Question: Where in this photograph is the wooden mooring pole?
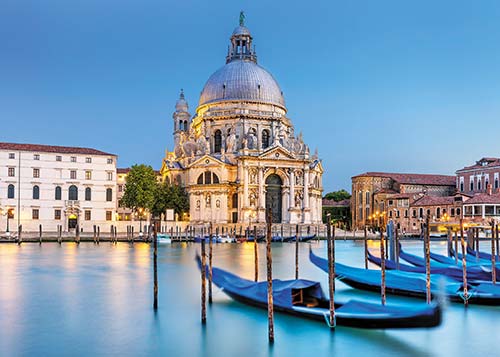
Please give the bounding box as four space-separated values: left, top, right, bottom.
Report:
209 224 214 304
364 226 368 269
497 224 500 261
454 230 458 264
254 225 258 282
201 227 207 324
76 224 80 244
380 229 386 305
97 226 100 244
326 213 335 328
425 216 431 304
17 225 22 245
58 225 62 244
266 208 274 343
491 221 496 284
460 218 468 307
295 224 299 280
476 228 480 261
39 224 42 244
93 225 97 244
153 223 158 310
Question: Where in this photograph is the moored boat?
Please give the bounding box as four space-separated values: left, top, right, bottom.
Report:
310 249 500 305
196 255 442 328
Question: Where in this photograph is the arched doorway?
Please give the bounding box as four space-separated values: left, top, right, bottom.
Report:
68 213 78 229
265 174 282 223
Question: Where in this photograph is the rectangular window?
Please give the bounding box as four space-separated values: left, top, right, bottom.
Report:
9 153 15 159
33 168 40 178
106 211 112 221
54 209 61 220
71 156 77 162
107 172 113 181
388 200 394 206
85 210 91 220
70 170 77 179
85 171 92 180
412 209 417 218
86 157 92 163
32 209 39 220
33 154 40 160
118 184 123 192
8 167 15 177
107 158 113 164
56 155 62 161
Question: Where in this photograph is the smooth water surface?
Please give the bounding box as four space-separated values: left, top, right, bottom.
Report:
1 240 499 356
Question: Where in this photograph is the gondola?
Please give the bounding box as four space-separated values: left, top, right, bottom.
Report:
196 255 442 329
283 234 317 242
156 233 171 244
368 249 491 282
467 245 500 262
309 249 500 305
398 247 494 279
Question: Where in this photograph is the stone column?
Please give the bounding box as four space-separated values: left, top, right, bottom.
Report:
257 123 262 151
304 168 310 209
289 169 295 210
243 164 249 209
258 167 264 208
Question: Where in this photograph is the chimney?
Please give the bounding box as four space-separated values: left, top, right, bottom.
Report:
487 183 493 196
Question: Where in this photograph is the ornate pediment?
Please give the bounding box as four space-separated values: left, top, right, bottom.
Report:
258 146 296 161
187 154 229 169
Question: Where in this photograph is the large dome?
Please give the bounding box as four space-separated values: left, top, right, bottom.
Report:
198 60 286 110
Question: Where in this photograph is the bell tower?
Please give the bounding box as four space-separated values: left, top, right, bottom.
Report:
173 89 190 147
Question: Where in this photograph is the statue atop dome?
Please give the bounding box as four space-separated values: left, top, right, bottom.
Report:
239 11 245 26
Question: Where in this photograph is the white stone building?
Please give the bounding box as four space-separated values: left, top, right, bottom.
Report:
0 142 117 233
160 18 323 226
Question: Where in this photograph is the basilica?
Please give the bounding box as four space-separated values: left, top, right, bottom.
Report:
160 17 323 226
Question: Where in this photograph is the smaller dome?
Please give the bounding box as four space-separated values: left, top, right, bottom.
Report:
232 25 251 37
175 89 188 112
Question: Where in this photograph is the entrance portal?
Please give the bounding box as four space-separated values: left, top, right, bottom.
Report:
265 174 282 223
68 214 78 229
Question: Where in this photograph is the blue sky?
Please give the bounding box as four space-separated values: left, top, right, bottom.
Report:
2 0 500 192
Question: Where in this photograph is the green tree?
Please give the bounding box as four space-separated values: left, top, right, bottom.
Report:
119 164 158 214
324 189 351 202
152 181 190 219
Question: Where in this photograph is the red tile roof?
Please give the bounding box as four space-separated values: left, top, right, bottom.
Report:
412 195 457 207
463 192 500 205
353 172 455 186
456 158 500 172
322 199 350 207
0 142 116 156
117 168 131 174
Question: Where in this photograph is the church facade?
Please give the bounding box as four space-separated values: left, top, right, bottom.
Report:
160 18 323 226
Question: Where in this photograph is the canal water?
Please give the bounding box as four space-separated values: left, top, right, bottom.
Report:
1 240 498 357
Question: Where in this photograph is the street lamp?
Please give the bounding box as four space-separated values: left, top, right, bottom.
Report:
138 207 144 236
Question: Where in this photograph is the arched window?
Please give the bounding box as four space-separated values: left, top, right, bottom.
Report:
85 187 92 201
55 186 62 200
232 193 238 209
496 178 499 189
214 130 222 153
204 171 212 184
106 188 112 202
478 179 482 191
8 184 15 199
262 129 270 149
419 208 423 218
456 208 461 216
184 120 188 131
68 185 78 200
197 171 220 185
175 175 182 186
33 185 40 200
436 207 441 219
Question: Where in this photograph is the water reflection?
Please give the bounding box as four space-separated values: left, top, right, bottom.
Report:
0 241 499 356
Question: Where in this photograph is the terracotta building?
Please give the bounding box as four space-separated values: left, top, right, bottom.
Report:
351 172 456 231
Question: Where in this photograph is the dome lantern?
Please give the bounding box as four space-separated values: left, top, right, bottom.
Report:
226 12 257 64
